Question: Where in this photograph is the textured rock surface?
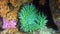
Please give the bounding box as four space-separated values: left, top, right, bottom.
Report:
1 28 23 34
49 0 60 30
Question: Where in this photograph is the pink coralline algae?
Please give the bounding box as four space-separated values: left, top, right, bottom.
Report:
2 18 17 29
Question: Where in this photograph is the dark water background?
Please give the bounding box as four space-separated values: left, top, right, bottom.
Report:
33 0 58 30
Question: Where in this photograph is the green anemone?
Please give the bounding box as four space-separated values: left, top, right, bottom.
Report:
18 4 48 32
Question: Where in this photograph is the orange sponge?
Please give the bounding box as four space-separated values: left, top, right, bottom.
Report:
0 0 33 20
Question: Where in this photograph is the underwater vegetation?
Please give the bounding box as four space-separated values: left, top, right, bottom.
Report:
18 4 48 32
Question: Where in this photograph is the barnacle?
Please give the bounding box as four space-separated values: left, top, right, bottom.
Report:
0 3 9 17
10 0 21 7
0 0 9 17
9 0 33 10
18 4 48 32
0 0 19 20
2 18 17 29
5 9 18 20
